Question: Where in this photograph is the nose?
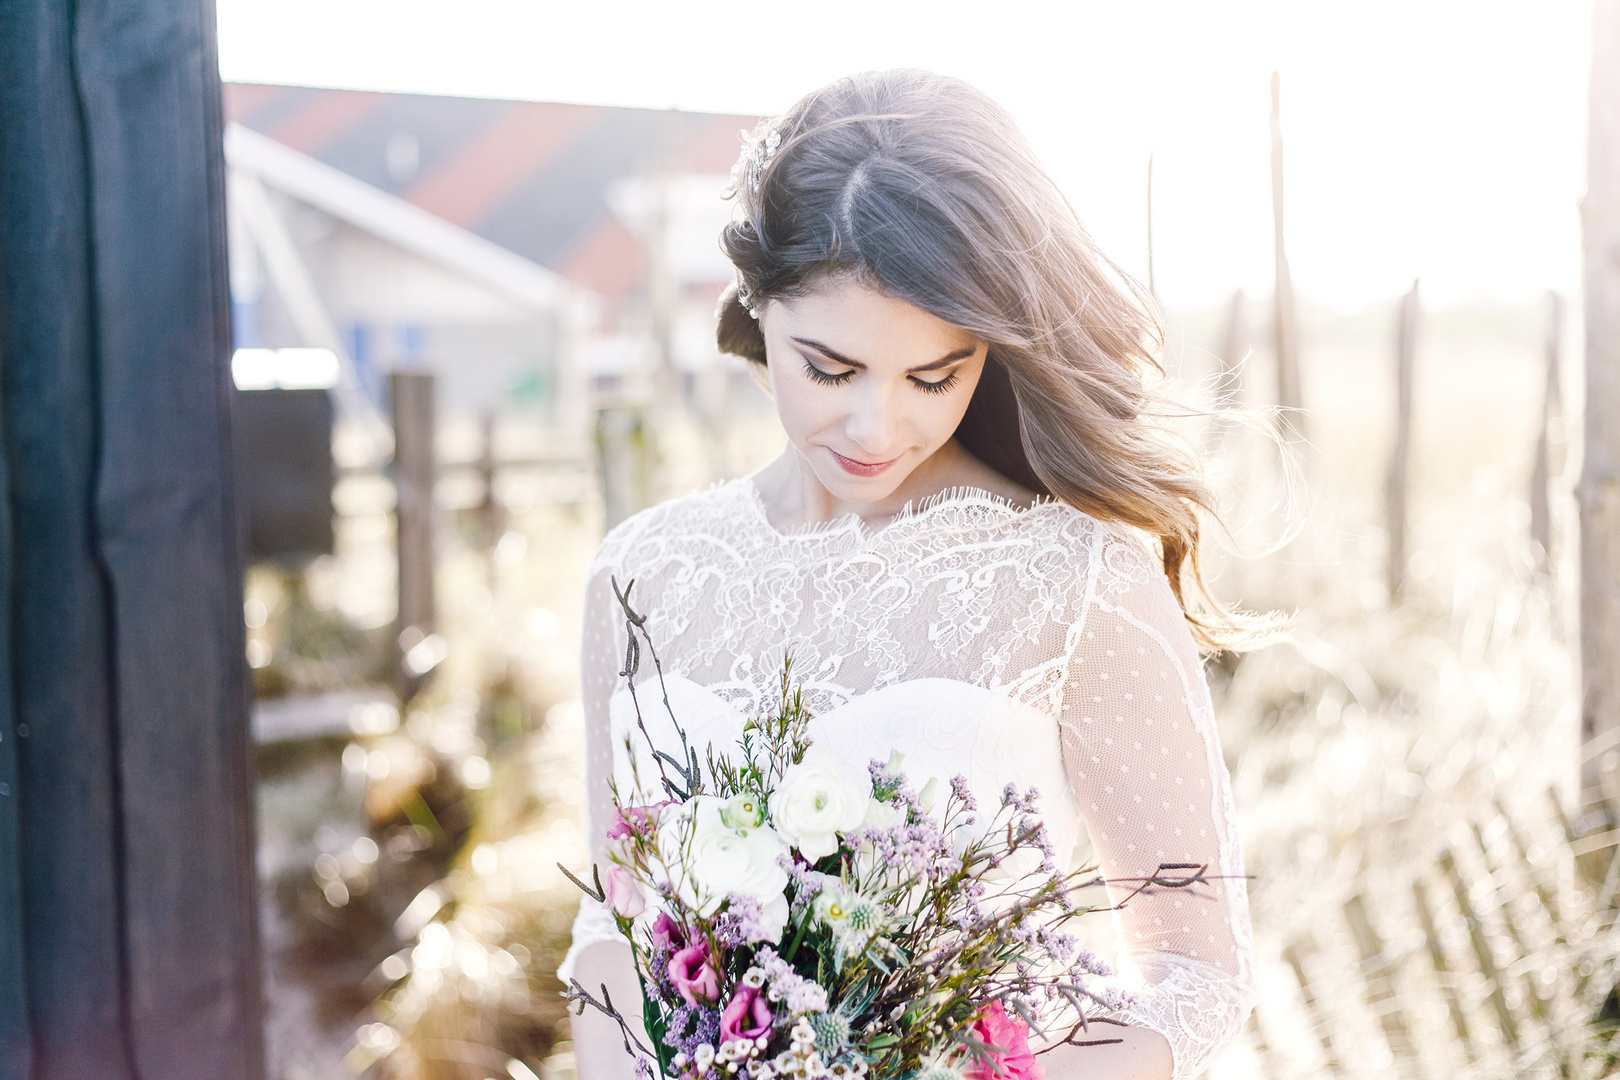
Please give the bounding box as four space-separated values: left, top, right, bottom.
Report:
842 384 904 459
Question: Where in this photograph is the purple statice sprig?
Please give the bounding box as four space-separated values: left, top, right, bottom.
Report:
752 945 829 1015
714 894 770 948
661 1001 722 1061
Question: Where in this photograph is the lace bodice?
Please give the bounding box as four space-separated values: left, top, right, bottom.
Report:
564 479 1254 1079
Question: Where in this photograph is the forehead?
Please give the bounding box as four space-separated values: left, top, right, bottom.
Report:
767 278 981 362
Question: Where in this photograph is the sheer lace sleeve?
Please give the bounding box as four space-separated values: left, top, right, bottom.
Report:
1058 528 1255 1078
558 553 631 981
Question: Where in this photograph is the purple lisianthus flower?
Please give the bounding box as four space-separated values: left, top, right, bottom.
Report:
651 911 687 951
719 983 773 1045
668 941 719 1005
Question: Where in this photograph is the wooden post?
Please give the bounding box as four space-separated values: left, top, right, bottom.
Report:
0 0 264 1071
596 405 655 531
1387 280 1420 599
1146 152 1157 302
1220 287 1246 396
1270 71 1304 441
1530 292 1565 567
1203 289 1245 454
1342 893 1424 1077
477 409 503 554
1582 0 1620 808
391 372 437 641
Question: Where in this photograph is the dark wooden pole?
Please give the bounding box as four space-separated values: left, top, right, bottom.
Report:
1270 71 1304 441
1531 291 1566 568
1387 280 1420 599
391 371 437 643
0 0 264 1074
1582 0 1620 805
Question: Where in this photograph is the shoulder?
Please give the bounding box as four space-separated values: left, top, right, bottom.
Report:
589 479 755 579
1011 501 1165 593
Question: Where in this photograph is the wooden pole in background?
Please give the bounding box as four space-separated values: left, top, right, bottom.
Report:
1531 291 1565 569
1202 289 1245 454
1270 71 1304 441
1387 280 1420 600
391 371 437 642
1581 0 1620 805
1146 152 1158 302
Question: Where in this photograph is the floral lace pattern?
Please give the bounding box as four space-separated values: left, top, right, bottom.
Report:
566 479 1253 1079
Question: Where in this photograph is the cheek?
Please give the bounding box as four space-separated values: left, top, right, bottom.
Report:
923 392 974 442
768 369 839 442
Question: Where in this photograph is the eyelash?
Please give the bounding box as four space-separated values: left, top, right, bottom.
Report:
801 360 960 395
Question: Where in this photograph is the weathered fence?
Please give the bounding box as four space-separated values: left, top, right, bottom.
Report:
1243 796 1617 1078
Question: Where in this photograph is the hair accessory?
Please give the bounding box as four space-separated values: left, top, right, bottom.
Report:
722 120 784 200
736 281 760 319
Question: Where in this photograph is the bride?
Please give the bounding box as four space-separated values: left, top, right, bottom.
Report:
563 70 1255 1080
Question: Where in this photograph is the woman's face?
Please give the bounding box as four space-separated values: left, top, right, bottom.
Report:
758 277 988 506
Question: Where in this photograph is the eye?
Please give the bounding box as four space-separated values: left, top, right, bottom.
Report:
909 371 961 396
801 358 854 386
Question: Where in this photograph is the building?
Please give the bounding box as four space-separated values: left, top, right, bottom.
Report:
223 83 761 455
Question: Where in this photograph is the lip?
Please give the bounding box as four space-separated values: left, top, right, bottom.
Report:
829 449 900 477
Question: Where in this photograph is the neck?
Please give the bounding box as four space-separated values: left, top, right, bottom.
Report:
759 440 972 532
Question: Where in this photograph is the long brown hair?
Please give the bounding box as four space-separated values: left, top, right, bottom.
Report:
716 70 1251 651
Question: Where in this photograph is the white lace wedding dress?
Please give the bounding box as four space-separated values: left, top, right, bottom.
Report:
561 478 1254 1080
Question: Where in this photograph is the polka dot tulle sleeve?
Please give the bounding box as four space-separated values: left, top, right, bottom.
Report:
1058 535 1254 1077
558 560 635 983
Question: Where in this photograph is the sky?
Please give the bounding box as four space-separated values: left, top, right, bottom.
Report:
216 0 1591 310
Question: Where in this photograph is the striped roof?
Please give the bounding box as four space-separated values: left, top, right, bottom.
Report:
224 83 757 301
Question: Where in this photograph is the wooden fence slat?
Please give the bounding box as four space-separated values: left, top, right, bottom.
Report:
1244 1008 1274 1079
1439 849 1521 1049
1411 877 1476 1060
1343 893 1425 1077
1282 936 1346 1076
1496 798 1564 930
1472 818 1555 1032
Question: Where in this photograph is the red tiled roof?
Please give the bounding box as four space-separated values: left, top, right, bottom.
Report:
262 90 387 156
403 102 606 229
224 83 757 301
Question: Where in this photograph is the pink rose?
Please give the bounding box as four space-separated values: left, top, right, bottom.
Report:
607 801 673 842
651 911 687 951
963 1001 1044 1080
668 942 719 1005
602 865 646 918
719 983 773 1046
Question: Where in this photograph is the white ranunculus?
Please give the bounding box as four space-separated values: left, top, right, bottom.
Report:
658 795 790 926
769 746 872 861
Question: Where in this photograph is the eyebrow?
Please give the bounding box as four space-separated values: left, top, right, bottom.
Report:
790 337 977 373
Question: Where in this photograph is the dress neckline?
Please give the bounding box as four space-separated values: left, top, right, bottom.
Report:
738 474 1057 544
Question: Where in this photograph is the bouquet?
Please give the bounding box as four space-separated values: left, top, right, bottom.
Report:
563 581 1153 1080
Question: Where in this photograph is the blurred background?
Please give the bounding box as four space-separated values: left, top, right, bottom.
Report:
211 2 1616 1078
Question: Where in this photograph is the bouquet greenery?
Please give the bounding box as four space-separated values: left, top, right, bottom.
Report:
563 581 1146 1080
